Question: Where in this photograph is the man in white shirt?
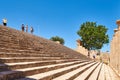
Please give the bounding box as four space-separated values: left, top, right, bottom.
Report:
2 18 7 26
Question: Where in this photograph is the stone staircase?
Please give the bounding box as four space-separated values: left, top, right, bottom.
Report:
0 25 119 80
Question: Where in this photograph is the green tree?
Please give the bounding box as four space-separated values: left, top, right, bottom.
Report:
77 22 109 51
50 36 65 45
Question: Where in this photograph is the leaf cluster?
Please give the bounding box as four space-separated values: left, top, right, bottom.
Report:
50 36 65 45
77 22 109 50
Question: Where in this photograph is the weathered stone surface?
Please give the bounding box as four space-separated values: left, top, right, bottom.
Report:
0 25 119 80
110 20 120 76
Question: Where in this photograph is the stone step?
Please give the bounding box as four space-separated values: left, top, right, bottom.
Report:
104 64 112 80
0 25 92 80
17 61 95 80
0 48 42 54
104 64 120 80
0 53 63 58
53 61 97 80
0 49 68 58
16 60 86 76
74 62 99 80
107 65 120 80
0 44 19 50
2 49 56 57
88 63 102 80
0 60 88 80
0 25 90 60
0 41 20 48
0 59 81 70
0 70 24 80
0 57 64 63
98 63 105 80
0 52 63 57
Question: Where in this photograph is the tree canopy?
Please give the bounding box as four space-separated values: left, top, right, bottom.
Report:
50 36 65 45
77 22 109 50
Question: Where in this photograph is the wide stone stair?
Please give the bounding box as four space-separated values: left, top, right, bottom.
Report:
0 25 120 80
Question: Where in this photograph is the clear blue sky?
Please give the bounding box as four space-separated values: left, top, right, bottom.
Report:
0 0 120 52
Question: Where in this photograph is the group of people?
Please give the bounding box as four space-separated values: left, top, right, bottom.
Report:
21 24 34 34
2 18 34 34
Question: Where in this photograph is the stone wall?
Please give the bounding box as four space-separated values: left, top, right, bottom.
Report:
110 20 120 75
76 40 109 62
76 39 88 56
100 52 109 64
76 39 98 59
76 45 88 56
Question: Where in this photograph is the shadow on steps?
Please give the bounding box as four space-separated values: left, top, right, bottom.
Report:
0 59 37 80
16 78 36 80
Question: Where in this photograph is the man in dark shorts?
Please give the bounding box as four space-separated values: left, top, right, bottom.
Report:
21 24 25 32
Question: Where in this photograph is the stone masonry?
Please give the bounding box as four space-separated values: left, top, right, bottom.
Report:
76 39 98 59
0 25 119 80
76 39 88 56
110 20 120 76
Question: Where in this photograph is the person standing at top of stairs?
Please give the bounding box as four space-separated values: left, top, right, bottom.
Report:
21 24 25 32
93 54 96 61
30 26 34 34
26 25 28 32
2 18 7 26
